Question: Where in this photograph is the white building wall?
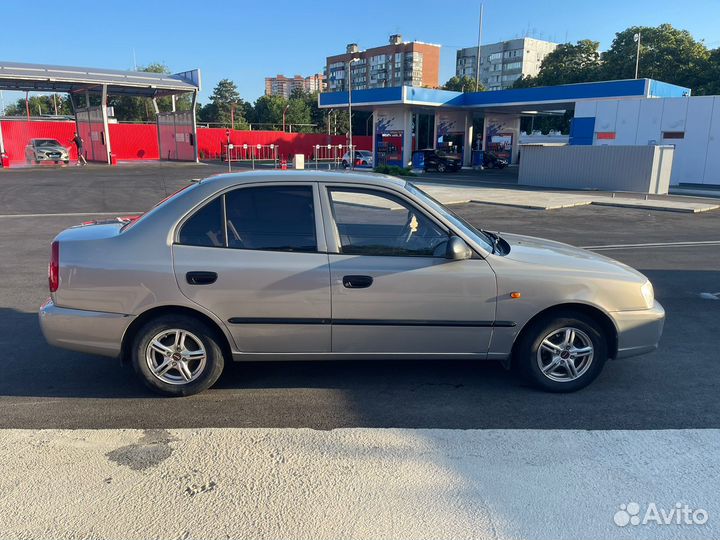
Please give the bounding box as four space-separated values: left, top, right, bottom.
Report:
704 99 720 186
581 96 720 185
615 99 641 145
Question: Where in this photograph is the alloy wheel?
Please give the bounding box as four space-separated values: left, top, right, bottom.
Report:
536 326 594 382
145 329 207 385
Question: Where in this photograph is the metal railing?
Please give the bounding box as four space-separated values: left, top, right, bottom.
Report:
311 144 355 168
223 143 279 169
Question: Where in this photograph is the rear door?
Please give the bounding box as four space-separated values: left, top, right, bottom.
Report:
320 184 497 355
172 182 331 353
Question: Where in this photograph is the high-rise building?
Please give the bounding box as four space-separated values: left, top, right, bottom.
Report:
264 73 326 98
325 34 440 92
456 37 558 91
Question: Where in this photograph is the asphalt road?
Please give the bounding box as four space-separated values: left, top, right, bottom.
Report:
1 163 719 430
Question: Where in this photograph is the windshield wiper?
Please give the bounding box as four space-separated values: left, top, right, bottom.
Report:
481 230 501 254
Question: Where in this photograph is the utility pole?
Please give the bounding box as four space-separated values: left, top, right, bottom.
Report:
348 58 359 169
475 3 484 91
634 31 642 79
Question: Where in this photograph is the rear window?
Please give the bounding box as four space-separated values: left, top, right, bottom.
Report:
122 183 197 232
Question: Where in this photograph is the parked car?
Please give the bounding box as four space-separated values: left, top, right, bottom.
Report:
39 171 664 396
25 138 70 164
341 150 373 168
412 149 461 172
483 151 508 169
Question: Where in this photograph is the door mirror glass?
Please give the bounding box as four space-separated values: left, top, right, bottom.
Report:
446 236 472 260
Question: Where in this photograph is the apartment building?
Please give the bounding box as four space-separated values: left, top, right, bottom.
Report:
326 34 440 92
264 73 325 98
456 37 558 91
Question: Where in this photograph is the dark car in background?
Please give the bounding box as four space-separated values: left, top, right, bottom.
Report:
25 138 70 165
483 151 508 169
412 149 461 173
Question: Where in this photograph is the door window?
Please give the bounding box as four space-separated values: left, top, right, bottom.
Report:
225 185 317 252
328 188 448 257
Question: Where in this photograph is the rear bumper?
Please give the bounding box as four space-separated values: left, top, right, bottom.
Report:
38 298 133 358
612 300 665 359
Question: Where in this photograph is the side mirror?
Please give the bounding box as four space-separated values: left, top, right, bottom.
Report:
445 236 472 260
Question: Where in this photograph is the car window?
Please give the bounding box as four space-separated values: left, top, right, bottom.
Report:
178 196 225 247
225 185 317 252
328 188 448 257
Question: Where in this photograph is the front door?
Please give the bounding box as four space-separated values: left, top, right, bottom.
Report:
173 183 331 353
322 186 497 355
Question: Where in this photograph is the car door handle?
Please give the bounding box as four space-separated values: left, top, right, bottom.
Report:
186 271 217 285
342 275 373 289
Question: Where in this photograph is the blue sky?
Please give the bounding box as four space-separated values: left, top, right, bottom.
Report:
1 0 719 105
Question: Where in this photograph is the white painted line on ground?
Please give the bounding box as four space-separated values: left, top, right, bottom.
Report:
0 428 717 540
0 211 141 219
584 240 720 251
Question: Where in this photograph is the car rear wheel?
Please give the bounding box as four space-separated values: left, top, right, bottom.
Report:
437 163 446 173
515 311 607 392
341 160 349 169
131 315 225 397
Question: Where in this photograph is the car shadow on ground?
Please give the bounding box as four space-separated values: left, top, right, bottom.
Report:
0 267 718 429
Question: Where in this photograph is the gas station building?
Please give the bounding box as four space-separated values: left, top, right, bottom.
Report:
317 78 720 187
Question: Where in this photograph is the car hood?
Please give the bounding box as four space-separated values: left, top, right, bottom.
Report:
499 232 646 282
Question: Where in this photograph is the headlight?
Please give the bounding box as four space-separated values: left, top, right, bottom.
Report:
641 280 654 309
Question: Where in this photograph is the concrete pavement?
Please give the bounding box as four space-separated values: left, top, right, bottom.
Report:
1 428 717 540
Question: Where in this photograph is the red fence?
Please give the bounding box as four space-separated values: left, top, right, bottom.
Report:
0 120 372 165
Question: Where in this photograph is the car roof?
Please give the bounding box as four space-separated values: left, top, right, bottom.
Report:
197 170 407 190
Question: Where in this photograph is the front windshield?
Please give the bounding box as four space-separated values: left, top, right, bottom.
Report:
406 182 494 252
434 150 448 157
35 139 61 147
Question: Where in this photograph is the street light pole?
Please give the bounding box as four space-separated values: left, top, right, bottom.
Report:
634 31 642 79
282 104 290 132
475 3 484 91
348 58 359 170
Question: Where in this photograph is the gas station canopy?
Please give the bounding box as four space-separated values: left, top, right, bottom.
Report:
0 61 200 97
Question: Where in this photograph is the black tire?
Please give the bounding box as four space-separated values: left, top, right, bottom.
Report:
131 314 226 397
341 160 349 169
35 160 40 165
515 311 608 392
437 163 446 173
64 160 69 165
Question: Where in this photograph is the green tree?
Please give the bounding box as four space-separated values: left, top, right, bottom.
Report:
696 48 720 96
109 63 193 122
514 40 603 88
601 24 709 89
252 95 288 130
198 79 249 129
4 94 72 117
442 75 484 92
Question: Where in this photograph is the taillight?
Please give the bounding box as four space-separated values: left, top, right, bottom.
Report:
48 241 59 293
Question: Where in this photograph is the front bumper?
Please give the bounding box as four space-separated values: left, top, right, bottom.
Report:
39 298 134 358
35 154 69 161
612 300 665 359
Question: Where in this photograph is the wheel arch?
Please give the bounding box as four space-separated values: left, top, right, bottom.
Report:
120 305 234 366
510 302 619 366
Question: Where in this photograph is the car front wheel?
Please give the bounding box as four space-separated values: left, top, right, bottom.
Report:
132 315 225 396
437 163 446 172
515 311 607 392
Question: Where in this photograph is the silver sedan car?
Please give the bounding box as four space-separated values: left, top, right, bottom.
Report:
25 138 70 164
39 171 664 396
